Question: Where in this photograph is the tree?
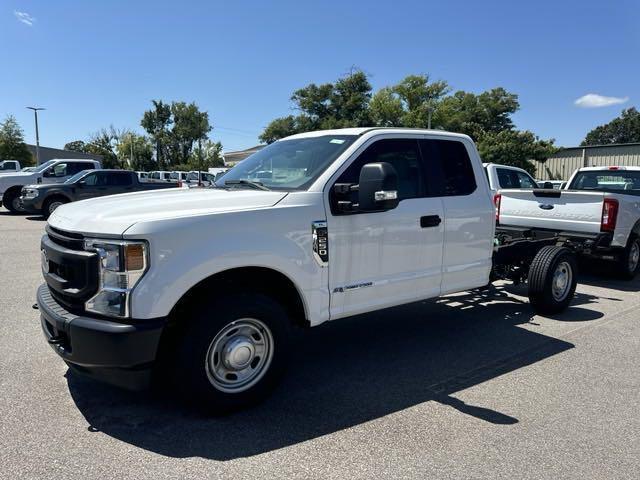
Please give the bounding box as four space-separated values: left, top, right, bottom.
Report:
582 107 640 145
167 101 212 165
260 69 373 143
477 130 557 175
369 87 404 127
63 140 88 153
116 133 154 171
436 88 519 139
0 115 33 166
85 127 120 168
141 100 172 169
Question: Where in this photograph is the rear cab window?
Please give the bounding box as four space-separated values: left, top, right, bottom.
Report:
570 170 640 196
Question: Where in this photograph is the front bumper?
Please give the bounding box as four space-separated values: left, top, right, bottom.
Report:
20 195 43 214
37 283 167 390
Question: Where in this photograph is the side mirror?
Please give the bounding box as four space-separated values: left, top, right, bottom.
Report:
358 162 399 212
77 180 86 187
543 181 554 189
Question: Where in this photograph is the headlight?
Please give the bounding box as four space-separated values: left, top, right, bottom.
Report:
84 239 149 318
22 188 39 199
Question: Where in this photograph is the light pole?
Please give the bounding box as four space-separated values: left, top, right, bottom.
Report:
26 107 45 165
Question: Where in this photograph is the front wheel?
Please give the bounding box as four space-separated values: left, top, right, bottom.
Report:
43 197 68 219
171 293 291 413
528 246 577 315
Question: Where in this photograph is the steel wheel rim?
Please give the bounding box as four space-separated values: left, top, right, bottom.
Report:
551 261 572 301
628 241 640 273
12 197 24 212
205 318 274 393
49 201 63 214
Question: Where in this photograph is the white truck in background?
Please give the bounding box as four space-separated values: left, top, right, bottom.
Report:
0 160 21 173
496 166 640 279
483 163 542 195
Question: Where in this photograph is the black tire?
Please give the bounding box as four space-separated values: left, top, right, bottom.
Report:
42 196 68 219
528 246 577 315
617 234 640 280
2 189 24 214
171 293 291 414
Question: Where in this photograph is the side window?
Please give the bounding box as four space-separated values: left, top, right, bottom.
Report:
516 171 537 189
67 163 86 175
82 173 99 186
421 140 477 196
79 162 96 171
335 139 425 205
496 168 517 189
108 173 133 186
52 163 68 177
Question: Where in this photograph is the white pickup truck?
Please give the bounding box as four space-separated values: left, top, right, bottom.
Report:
0 159 101 213
0 160 22 173
496 166 640 279
483 163 542 195
36 128 581 412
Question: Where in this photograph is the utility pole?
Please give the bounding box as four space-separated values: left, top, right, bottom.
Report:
26 107 45 165
130 133 134 169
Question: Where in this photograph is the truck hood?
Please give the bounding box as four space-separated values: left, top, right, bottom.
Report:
48 188 288 236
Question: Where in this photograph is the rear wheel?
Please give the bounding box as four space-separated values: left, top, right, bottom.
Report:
43 197 68 218
171 293 291 413
617 235 640 280
528 246 577 315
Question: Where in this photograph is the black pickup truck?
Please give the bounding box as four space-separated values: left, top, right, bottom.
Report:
20 169 179 218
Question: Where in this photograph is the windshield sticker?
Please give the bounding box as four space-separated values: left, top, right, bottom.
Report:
329 139 346 144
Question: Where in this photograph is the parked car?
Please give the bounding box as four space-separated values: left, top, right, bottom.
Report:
169 171 188 183
483 163 540 195
0 159 101 213
496 166 640 279
185 171 216 187
38 128 581 412
148 171 173 183
136 171 149 181
0 160 21 173
20 169 180 218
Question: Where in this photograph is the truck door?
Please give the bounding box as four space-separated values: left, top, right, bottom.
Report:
420 139 495 294
75 171 105 200
326 138 444 319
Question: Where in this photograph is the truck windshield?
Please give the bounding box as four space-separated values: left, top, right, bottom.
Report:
217 135 357 191
570 170 640 196
33 160 58 173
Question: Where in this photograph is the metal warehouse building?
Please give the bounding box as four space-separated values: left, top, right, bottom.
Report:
535 142 640 181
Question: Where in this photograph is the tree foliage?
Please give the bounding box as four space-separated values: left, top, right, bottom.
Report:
116 133 155 171
477 130 557 175
261 72 555 171
63 140 88 153
141 100 211 168
582 107 640 146
0 115 33 166
259 69 372 143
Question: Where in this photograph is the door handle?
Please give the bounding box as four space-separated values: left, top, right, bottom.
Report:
420 215 441 228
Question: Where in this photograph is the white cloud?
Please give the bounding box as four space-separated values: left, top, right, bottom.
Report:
14 10 36 26
574 93 629 108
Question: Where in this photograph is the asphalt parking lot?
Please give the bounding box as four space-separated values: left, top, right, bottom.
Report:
1 208 639 479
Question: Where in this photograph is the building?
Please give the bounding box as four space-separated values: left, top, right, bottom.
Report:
535 142 640 181
223 145 264 166
27 144 103 165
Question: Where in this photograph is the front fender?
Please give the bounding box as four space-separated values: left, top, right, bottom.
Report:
126 204 329 325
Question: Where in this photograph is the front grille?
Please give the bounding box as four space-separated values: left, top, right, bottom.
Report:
41 231 98 310
46 225 85 250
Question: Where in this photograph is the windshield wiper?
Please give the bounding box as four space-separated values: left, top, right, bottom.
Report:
224 179 271 191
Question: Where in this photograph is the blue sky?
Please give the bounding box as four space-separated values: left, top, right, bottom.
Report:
1 0 638 152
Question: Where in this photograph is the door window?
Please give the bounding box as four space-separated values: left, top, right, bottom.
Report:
82 172 99 186
497 168 537 189
332 139 425 212
50 163 68 177
108 173 133 186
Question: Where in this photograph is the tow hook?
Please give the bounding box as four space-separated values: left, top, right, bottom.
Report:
48 336 65 346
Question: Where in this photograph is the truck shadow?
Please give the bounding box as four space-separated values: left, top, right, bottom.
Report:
66 285 602 460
